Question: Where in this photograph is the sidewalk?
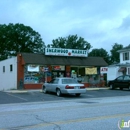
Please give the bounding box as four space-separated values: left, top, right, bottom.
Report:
4 89 43 93
5 87 109 93
86 87 109 91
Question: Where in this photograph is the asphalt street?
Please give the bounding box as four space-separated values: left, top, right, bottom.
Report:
0 88 130 104
0 93 130 130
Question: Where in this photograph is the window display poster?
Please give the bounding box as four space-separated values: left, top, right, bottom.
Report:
85 68 97 75
24 76 39 83
53 66 65 70
28 65 39 72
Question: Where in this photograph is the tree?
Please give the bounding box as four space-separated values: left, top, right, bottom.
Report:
0 23 45 60
47 34 92 51
88 48 110 64
110 43 123 64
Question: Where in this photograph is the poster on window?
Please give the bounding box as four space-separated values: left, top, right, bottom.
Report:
53 66 65 70
85 68 97 74
28 65 39 72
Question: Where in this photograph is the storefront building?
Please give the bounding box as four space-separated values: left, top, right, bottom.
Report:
0 48 108 90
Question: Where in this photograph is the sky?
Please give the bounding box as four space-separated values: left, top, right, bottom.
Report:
0 0 130 53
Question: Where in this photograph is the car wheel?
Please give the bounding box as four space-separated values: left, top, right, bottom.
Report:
120 87 123 90
109 84 114 90
56 88 62 97
42 86 47 93
75 93 81 97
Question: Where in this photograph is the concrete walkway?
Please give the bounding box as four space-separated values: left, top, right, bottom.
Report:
4 87 109 93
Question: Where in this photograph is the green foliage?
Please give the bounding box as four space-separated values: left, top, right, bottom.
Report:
0 23 45 60
47 34 92 50
88 48 111 64
0 23 124 65
110 43 123 64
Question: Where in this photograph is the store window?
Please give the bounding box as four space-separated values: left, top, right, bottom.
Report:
70 66 101 85
24 65 50 84
83 67 101 85
52 65 65 78
71 66 79 79
70 66 86 82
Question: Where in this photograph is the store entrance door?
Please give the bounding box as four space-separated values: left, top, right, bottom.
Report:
52 71 65 78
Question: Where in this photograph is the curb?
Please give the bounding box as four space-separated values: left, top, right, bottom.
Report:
5 89 43 93
5 90 28 93
5 88 109 93
86 87 109 91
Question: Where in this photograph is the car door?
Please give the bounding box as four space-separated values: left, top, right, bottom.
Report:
46 79 54 92
123 75 130 88
47 79 59 92
51 79 59 92
114 76 124 88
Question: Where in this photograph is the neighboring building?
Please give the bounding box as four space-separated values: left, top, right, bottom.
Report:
0 57 17 91
107 45 130 82
0 48 108 90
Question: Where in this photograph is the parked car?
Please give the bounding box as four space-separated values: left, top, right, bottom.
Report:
108 75 130 90
42 77 86 96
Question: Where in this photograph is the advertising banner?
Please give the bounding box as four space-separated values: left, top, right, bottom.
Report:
85 68 97 74
27 65 39 72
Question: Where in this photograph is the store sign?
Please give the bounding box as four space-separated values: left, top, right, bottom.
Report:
45 48 88 57
100 67 108 74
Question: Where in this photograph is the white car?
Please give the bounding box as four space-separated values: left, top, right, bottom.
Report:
42 77 86 96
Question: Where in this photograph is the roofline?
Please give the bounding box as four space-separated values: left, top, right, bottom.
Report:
117 47 130 53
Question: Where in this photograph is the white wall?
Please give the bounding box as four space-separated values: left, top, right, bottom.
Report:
0 57 17 91
107 66 122 81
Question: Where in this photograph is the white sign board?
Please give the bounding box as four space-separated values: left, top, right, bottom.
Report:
100 67 108 74
45 48 88 57
27 65 39 72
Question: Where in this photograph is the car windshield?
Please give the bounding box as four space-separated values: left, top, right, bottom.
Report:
62 78 78 84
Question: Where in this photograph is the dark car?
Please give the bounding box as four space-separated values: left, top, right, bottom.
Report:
108 75 130 90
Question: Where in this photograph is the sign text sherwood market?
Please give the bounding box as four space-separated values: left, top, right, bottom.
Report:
45 48 88 57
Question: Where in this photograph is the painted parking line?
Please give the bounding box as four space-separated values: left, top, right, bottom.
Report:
6 93 28 101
